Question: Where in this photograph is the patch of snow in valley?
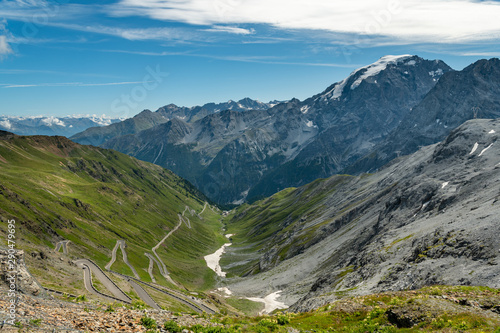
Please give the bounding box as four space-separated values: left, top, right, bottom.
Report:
205 243 232 277
217 287 232 296
442 182 449 189
405 60 416 66
489 130 496 134
469 142 479 155
478 143 493 157
225 234 235 238
246 291 288 314
300 105 310 114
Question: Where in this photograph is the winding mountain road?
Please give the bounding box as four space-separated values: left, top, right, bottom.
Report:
109 270 216 314
105 240 140 279
75 259 131 304
128 279 161 310
54 240 70 254
74 203 217 311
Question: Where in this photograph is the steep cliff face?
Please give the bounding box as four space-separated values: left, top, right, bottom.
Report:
221 119 500 311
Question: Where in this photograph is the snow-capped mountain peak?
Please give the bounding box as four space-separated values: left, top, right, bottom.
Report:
350 54 413 90
319 55 436 102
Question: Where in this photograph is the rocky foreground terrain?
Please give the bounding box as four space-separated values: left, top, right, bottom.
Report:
1 284 499 332
0 284 213 332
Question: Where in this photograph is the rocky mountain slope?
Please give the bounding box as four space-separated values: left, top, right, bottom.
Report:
94 55 452 204
71 98 277 146
220 118 500 311
0 130 225 298
0 115 121 137
347 57 500 174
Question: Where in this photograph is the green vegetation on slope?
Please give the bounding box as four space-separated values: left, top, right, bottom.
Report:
0 132 225 295
220 175 355 276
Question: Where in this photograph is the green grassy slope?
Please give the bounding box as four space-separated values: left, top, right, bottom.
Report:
0 131 225 294
220 175 358 276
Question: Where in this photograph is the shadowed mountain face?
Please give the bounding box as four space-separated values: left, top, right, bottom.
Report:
347 57 500 174
220 119 500 311
89 55 453 204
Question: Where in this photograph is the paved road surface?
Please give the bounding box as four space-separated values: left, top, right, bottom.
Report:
79 263 128 304
75 259 131 303
105 240 140 279
128 279 161 310
55 240 70 254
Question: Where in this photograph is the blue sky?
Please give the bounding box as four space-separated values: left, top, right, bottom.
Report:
1 0 500 118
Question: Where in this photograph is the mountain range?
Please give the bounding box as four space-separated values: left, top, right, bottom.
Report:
0 115 122 137
70 98 279 147
73 55 485 205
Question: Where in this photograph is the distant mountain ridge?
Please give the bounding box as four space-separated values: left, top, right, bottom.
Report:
0 115 121 137
71 98 279 146
85 55 453 204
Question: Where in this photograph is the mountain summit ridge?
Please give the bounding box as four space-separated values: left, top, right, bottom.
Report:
88 54 454 204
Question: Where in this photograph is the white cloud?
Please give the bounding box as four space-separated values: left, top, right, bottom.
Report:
110 0 500 43
203 26 255 35
459 51 500 57
1 81 153 88
0 35 13 57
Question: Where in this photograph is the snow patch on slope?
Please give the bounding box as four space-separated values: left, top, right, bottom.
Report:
478 143 493 157
429 69 444 77
469 142 479 155
305 120 317 128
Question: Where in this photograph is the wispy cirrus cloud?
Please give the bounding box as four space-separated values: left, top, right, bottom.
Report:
203 25 255 35
0 81 154 88
109 0 500 44
102 48 362 67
